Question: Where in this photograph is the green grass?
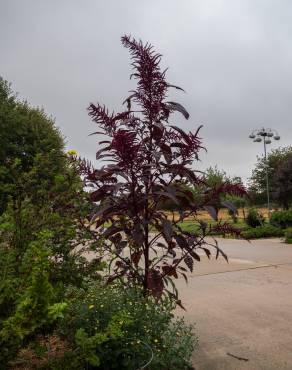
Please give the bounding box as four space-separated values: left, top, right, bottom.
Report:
178 218 248 235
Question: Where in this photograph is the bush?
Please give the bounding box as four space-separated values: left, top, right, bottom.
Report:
270 209 292 229
245 208 265 228
0 232 67 365
241 224 283 239
0 78 66 215
284 227 292 244
54 282 197 370
0 195 103 366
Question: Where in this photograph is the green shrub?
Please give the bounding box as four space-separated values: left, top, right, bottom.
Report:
55 282 197 370
241 224 283 239
284 227 292 244
270 209 292 229
0 179 102 365
245 208 265 228
0 232 67 365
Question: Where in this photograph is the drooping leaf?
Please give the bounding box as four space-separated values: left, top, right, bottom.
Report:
189 249 201 261
204 205 218 221
155 191 179 205
162 219 173 242
174 298 186 310
88 131 107 136
165 101 190 119
162 265 178 278
157 242 167 249
166 83 185 92
181 272 188 284
200 247 211 259
96 146 111 160
184 255 194 272
122 93 136 105
174 234 188 249
221 200 238 215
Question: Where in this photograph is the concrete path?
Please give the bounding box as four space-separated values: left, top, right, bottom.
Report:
175 238 292 370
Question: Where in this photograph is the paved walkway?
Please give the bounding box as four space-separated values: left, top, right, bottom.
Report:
175 238 292 370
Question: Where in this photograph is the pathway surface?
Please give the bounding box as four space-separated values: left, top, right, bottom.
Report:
175 238 292 370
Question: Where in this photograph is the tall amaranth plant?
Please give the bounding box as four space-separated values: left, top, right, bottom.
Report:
80 35 246 302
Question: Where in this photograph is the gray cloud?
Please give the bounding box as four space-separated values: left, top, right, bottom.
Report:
1 0 292 181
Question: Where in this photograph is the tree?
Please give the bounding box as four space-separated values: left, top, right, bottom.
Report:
202 166 246 220
0 81 102 365
273 154 292 209
0 78 102 286
79 35 246 302
0 77 64 214
248 146 292 206
203 166 228 188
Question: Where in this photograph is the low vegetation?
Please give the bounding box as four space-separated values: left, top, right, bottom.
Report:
240 224 283 239
270 209 292 229
284 228 292 244
55 282 197 370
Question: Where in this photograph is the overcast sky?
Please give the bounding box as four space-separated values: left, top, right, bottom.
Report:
1 0 292 182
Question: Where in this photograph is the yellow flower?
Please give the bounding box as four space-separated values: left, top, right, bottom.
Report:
88 304 94 309
67 149 77 156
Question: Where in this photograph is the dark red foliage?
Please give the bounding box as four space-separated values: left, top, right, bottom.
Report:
111 129 139 166
79 35 246 303
88 104 116 132
211 222 242 238
215 183 247 197
147 269 164 299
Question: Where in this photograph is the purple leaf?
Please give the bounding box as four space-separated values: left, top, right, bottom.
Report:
166 101 189 119
162 219 173 241
204 205 218 221
167 83 186 92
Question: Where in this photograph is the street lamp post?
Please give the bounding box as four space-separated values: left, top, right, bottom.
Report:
249 128 280 218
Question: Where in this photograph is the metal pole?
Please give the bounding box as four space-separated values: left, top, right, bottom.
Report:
263 135 271 219
249 128 280 218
